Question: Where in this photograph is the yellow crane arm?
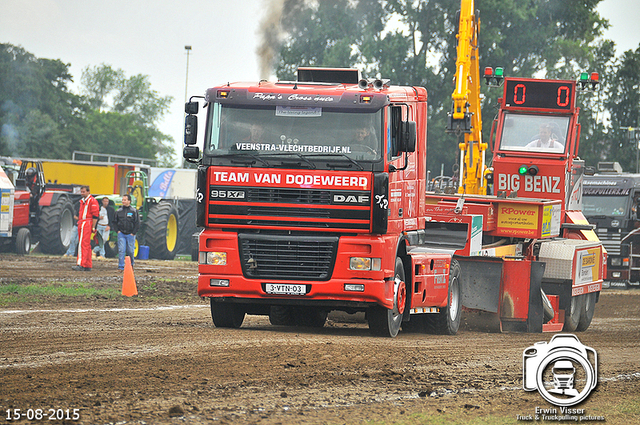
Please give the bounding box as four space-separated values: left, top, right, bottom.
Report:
447 0 487 195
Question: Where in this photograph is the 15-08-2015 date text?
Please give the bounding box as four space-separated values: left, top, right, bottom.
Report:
5 408 80 421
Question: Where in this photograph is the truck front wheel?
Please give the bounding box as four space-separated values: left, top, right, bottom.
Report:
425 259 462 335
210 299 245 328
368 257 406 337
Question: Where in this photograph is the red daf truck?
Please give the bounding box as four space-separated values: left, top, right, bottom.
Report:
183 66 603 336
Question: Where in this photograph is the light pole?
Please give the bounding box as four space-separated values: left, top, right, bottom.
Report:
184 45 192 104
182 46 192 168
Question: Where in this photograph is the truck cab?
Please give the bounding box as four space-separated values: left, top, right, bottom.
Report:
583 162 640 287
184 68 460 337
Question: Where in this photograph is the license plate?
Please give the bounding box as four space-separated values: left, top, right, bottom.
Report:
265 283 307 295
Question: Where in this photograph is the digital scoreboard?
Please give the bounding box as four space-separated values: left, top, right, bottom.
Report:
503 79 575 111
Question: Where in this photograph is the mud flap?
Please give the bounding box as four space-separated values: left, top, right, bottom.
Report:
456 256 503 313
526 261 546 333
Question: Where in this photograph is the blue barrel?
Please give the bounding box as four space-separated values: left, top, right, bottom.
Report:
137 245 150 260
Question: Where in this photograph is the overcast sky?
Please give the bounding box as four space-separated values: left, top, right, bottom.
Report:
1 0 639 166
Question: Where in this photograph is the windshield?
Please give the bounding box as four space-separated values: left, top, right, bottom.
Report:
582 195 629 216
499 113 570 153
205 104 382 161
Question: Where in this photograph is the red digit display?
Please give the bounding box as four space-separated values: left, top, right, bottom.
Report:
504 79 574 110
513 84 526 105
557 85 570 107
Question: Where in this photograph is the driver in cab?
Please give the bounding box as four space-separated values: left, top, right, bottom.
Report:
525 123 564 152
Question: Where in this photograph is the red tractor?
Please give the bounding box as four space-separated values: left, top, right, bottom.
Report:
0 158 79 255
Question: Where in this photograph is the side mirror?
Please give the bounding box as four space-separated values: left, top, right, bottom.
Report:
185 101 199 115
184 114 198 145
398 121 416 153
183 145 200 160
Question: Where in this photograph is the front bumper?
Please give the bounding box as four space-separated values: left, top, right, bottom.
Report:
198 274 395 310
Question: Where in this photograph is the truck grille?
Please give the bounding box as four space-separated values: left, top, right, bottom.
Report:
238 234 338 280
247 188 332 204
596 228 622 256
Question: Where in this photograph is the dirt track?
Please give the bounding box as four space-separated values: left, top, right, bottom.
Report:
1 254 639 424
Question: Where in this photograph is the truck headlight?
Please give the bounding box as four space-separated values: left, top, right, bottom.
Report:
611 257 621 266
350 257 381 271
199 251 227 265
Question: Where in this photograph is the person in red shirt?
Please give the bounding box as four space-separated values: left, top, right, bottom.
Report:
72 185 100 271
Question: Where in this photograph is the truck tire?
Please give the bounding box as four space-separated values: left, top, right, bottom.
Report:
210 299 245 328
38 198 74 255
562 294 583 332
15 228 31 255
425 259 462 335
576 292 597 331
145 202 179 260
368 257 406 337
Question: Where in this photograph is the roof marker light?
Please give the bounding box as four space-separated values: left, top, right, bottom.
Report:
578 71 600 92
484 66 504 87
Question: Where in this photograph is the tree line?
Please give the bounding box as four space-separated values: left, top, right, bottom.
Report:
274 0 640 174
0 44 175 166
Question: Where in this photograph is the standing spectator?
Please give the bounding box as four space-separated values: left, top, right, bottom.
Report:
72 186 99 271
114 194 140 271
92 197 115 259
63 200 80 257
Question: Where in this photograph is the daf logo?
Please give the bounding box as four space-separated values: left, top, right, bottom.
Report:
333 194 370 204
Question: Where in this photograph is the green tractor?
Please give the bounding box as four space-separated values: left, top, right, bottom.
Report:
102 171 179 260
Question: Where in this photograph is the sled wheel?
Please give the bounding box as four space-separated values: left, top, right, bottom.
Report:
562 294 583 332
576 292 597 331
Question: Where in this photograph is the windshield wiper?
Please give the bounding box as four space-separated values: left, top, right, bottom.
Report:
259 152 316 169
305 153 364 171
216 152 271 167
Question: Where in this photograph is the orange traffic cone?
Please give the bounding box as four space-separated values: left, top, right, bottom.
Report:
122 256 138 297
